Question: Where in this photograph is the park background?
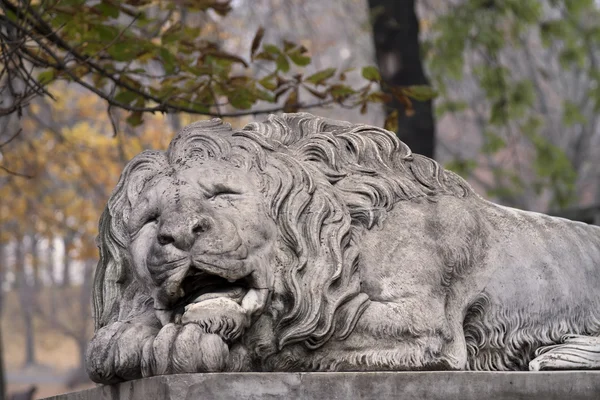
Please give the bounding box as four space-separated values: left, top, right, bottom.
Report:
1 0 600 398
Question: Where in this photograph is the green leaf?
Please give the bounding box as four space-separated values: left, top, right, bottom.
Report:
283 40 296 53
96 2 120 18
558 47 585 68
160 48 177 74
403 85 438 101
384 110 399 132
254 51 276 61
361 66 381 82
276 54 290 73
126 111 144 127
228 88 254 109
305 68 336 86
288 50 311 66
251 26 265 60
254 88 275 102
3 8 17 22
565 0 594 16
283 90 299 112
114 90 138 105
445 159 477 177
212 52 249 67
481 131 506 154
263 44 281 55
562 100 587 126
329 84 355 99
108 43 136 62
367 91 393 103
37 69 55 85
435 100 468 117
95 25 119 41
258 75 277 91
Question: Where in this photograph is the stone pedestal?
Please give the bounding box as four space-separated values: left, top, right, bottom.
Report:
46 371 600 400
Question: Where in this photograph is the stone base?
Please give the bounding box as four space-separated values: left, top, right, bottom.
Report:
45 371 600 400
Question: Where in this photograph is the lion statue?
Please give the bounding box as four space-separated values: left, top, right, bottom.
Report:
86 113 600 384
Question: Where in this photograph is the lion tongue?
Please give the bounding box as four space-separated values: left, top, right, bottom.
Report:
192 286 246 304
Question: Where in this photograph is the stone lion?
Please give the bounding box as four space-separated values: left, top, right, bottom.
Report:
86 113 600 384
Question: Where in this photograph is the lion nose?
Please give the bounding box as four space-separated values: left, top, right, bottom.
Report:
157 215 212 250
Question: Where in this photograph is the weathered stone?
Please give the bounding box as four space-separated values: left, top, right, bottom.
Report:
86 113 600 384
47 372 600 400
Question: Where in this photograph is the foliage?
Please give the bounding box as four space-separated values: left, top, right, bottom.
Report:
0 0 435 135
0 84 176 258
425 0 600 209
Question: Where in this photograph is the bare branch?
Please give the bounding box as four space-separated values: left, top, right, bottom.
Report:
0 127 21 147
0 163 33 178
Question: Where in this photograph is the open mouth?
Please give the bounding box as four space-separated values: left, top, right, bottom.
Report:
175 271 251 309
153 261 271 327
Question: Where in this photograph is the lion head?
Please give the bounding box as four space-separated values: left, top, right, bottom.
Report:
91 113 471 378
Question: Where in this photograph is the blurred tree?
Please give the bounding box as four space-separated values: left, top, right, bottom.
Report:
0 242 4 400
368 0 436 159
422 0 600 211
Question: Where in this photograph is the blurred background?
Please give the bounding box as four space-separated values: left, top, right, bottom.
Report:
0 0 599 398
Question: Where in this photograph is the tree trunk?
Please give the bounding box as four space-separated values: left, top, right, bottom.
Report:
47 235 58 319
0 326 5 400
0 241 6 400
16 238 36 367
0 241 5 315
78 260 94 348
62 234 73 287
67 259 95 388
368 0 436 159
30 235 39 289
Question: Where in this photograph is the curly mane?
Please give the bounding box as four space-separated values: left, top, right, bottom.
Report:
93 113 473 352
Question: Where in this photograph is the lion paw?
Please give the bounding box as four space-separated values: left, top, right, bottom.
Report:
182 297 250 341
529 335 600 371
142 323 229 376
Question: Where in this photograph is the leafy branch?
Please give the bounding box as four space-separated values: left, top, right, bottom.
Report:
0 0 435 130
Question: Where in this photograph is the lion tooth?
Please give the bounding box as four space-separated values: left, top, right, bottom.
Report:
241 288 269 315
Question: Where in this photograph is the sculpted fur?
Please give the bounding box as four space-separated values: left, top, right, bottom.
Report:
86 113 600 383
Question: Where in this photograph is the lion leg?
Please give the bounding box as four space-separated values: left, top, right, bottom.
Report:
529 335 600 370
87 319 234 383
350 300 467 370
86 320 159 383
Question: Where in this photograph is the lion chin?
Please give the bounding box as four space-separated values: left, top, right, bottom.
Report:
86 113 600 384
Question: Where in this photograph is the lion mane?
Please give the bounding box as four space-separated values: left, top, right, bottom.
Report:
92 112 474 368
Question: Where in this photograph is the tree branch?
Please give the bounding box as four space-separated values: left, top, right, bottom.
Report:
0 163 33 178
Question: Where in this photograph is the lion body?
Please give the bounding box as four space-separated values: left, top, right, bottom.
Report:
87 113 600 383
284 196 600 371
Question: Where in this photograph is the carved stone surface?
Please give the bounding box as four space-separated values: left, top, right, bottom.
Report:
86 113 600 384
47 372 600 400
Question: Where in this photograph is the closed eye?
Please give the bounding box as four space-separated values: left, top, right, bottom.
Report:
128 212 159 238
209 188 241 200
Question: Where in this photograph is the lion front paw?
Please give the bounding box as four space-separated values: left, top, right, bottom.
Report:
142 323 229 376
181 297 251 342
